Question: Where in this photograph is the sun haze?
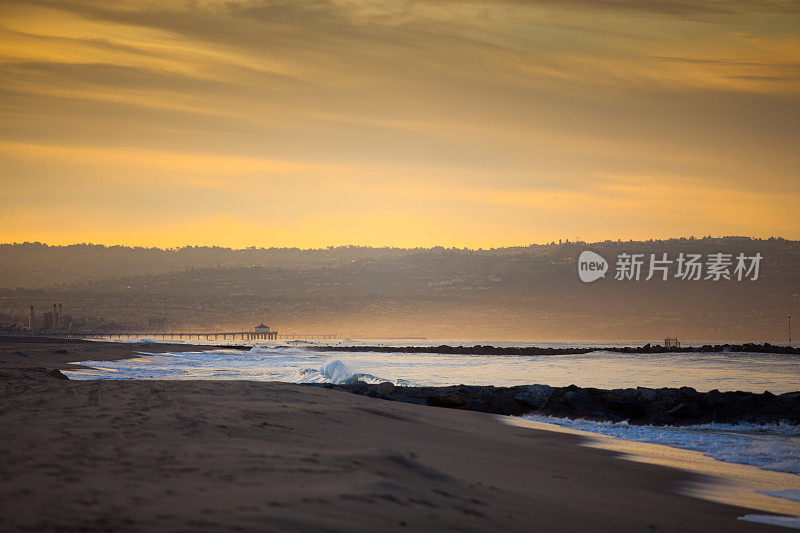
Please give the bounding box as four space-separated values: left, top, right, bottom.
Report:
1 0 799 247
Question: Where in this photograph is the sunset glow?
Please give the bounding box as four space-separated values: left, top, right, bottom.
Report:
1 0 799 247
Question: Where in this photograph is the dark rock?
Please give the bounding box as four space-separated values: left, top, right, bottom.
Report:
678 386 698 399
468 400 490 412
514 384 553 410
609 388 640 401
637 387 656 402
427 394 467 409
702 389 723 405
665 402 700 419
347 381 370 395
376 382 395 396
563 390 592 412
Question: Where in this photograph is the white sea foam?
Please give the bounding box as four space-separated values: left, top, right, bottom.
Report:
522 415 800 475
760 490 800 503
739 514 800 529
65 348 400 385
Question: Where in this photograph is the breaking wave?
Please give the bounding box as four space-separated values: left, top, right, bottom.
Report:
286 359 406 385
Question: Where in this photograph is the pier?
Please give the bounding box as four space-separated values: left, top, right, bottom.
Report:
65 331 337 341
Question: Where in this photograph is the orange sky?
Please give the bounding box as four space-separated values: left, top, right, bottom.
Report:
1 0 798 248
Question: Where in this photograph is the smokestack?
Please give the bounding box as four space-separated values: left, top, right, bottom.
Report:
53 303 57 328
28 305 34 330
58 304 62 323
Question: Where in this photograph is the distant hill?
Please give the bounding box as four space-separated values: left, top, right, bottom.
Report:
0 238 797 341
0 243 413 288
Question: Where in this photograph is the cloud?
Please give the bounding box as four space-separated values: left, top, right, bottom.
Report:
0 0 798 245
519 0 798 16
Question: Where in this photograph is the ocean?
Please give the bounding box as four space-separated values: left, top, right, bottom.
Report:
65 339 800 480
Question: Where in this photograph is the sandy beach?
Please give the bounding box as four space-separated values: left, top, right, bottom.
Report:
0 337 787 531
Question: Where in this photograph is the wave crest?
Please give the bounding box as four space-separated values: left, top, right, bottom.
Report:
287 359 393 385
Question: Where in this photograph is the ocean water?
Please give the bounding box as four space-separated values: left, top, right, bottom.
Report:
69 341 800 393
66 341 800 478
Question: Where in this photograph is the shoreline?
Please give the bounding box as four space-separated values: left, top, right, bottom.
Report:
505 416 800 519
0 335 233 371
1 337 796 530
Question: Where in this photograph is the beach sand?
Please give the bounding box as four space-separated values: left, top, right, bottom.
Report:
0 338 786 531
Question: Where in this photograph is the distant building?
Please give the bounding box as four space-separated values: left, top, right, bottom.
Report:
254 323 276 340
34 303 67 331
42 312 54 331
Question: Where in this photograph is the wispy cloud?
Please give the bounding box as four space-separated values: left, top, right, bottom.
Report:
0 0 798 245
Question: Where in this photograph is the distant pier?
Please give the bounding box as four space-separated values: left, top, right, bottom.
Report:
66 331 337 341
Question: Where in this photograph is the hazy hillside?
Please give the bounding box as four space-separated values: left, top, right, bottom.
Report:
0 238 797 341
0 243 414 289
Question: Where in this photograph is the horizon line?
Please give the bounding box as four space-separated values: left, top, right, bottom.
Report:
0 235 795 252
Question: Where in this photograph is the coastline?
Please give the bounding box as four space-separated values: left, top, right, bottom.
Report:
0 338 793 531
505 417 800 518
0 335 235 371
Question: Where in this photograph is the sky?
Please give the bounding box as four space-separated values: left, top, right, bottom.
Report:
0 0 798 248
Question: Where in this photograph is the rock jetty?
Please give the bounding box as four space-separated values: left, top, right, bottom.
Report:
314 342 800 356
322 382 800 426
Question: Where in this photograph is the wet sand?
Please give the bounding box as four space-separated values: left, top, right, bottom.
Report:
0 337 786 531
